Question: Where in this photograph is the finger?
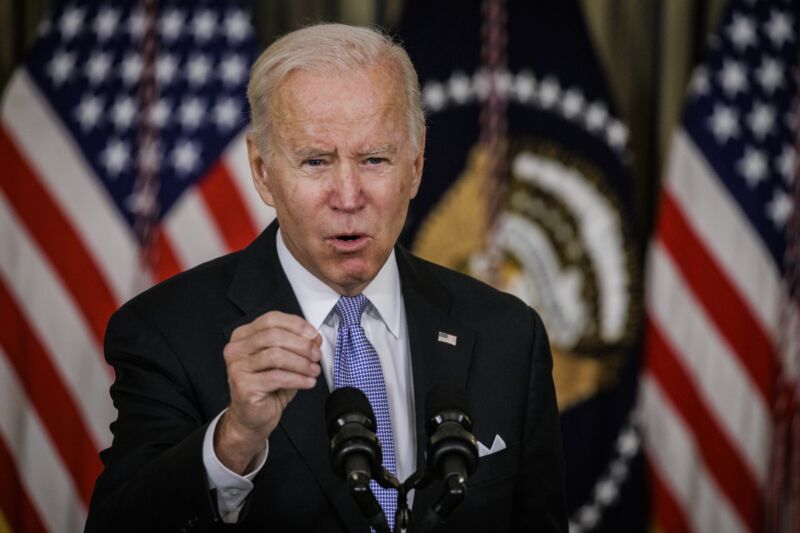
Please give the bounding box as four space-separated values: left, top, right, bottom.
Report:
240 347 322 377
231 311 319 342
224 328 322 363
232 368 319 395
262 369 318 391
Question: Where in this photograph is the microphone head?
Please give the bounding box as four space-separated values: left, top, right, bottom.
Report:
425 384 479 479
325 386 376 437
425 384 472 432
325 387 382 481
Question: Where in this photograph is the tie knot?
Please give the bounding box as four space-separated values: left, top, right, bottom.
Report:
335 294 368 327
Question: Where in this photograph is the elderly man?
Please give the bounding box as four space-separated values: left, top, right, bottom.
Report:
86 23 566 533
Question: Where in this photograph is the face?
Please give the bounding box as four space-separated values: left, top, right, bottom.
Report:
247 64 425 295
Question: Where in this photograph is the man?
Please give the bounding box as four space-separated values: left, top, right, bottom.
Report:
86 23 566 532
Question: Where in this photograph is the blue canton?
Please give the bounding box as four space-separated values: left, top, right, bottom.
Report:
25 0 256 233
683 0 798 266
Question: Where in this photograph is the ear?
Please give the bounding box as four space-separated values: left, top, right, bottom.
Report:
246 131 276 207
409 128 426 199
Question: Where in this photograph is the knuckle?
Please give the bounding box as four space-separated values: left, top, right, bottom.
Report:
230 324 248 341
256 328 277 347
266 349 283 370
303 337 317 353
222 342 237 360
261 311 282 327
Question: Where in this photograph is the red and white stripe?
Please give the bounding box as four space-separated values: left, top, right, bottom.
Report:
0 68 272 532
640 130 792 532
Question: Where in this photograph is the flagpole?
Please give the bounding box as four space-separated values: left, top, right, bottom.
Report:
133 0 161 289
479 0 508 286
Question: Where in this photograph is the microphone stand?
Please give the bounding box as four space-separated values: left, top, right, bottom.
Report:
374 466 466 533
416 471 468 532
346 469 391 533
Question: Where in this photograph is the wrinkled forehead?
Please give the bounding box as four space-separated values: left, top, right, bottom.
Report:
269 66 408 137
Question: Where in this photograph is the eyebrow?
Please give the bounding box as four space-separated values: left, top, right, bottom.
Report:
294 147 335 158
359 145 398 156
293 145 399 158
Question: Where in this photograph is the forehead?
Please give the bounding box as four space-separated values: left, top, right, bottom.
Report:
270 66 407 139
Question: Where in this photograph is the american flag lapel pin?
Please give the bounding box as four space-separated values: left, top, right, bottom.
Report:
437 331 457 346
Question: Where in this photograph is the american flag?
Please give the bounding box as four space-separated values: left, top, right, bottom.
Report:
0 1 271 530
640 0 799 532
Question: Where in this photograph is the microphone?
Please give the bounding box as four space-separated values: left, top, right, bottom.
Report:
426 384 479 483
325 387 390 533
421 384 479 529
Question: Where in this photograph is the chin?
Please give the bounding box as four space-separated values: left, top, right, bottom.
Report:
327 266 375 293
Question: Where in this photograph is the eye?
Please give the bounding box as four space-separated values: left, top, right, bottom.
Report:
364 156 387 165
303 158 326 167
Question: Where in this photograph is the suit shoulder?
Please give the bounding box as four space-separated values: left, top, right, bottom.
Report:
115 250 242 319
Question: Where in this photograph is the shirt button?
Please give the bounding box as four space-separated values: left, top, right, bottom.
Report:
227 488 240 496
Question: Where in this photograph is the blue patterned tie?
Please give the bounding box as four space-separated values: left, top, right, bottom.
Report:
333 294 397 530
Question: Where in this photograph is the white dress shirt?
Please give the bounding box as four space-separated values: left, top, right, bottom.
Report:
203 229 416 522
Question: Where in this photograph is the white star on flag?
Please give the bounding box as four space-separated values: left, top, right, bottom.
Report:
213 98 240 131
778 144 796 184
764 9 793 48
85 51 112 85
737 146 768 186
93 7 119 41
100 138 130 177
718 59 749 96
191 9 216 42
148 98 171 129
47 50 76 85
708 104 740 143
186 54 212 87
59 6 85 41
171 139 201 176
224 10 253 42
179 96 205 130
766 190 793 228
746 101 775 139
159 9 184 42
690 66 711 96
727 13 756 49
756 57 785 93
127 7 144 39
220 54 248 86
120 53 143 86
111 96 136 130
75 94 104 131
156 53 179 86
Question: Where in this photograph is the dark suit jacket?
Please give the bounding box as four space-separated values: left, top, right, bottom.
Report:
85 222 567 532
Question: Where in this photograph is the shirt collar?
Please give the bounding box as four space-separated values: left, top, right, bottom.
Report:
276 229 402 338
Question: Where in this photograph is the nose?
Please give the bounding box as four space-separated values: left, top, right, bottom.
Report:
330 161 364 212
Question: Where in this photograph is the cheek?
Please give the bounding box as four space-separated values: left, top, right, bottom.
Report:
278 182 322 216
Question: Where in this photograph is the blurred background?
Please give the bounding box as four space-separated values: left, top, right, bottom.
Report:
0 1 797 532
1 0 730 240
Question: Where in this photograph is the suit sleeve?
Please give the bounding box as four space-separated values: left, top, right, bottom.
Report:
85 303 221 533
512 309 568 532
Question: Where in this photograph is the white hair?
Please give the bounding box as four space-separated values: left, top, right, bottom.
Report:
246 23 425 158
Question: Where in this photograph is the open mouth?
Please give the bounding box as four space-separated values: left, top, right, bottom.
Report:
329 233 367 250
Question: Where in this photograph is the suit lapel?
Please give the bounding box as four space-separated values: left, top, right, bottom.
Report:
396 248 476 522
224 222 365 530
